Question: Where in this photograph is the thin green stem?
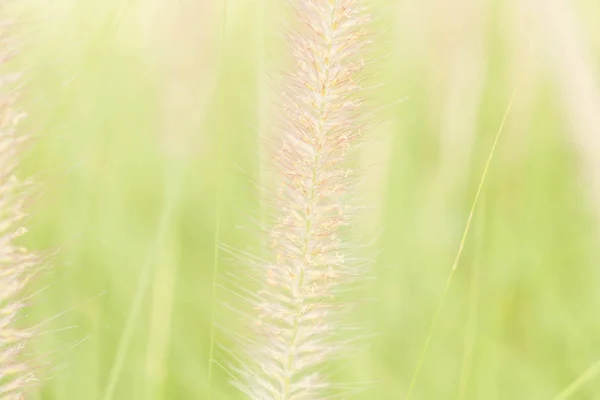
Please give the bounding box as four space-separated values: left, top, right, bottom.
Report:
405 93 515 400
456 201 484 400
552 360 600 400
207 0 227 396
143 162 185 400
207 195 221 394
102 180 179 400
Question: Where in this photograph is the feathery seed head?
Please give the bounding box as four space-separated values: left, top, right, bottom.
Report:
0 15 40 399
234 0 372 398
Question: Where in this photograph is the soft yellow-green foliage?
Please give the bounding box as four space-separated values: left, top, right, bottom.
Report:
11 0 600 398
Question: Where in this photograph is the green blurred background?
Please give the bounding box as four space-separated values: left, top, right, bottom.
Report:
11 0 600 398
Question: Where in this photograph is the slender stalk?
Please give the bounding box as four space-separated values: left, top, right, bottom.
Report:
552 360 600 400
405 93 515 400
101 185 178 400
456 201 484 400
144 163 184 400
207 0 228 395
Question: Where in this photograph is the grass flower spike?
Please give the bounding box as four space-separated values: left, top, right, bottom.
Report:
0 17 39 399
233 0 372 398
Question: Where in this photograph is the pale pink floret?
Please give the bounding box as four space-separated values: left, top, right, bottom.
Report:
235 1 371 398
0 19 39 399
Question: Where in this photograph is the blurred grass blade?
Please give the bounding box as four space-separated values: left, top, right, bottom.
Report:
457 201 485 400
405 92 515 400
101 190 179 400
552 360 600 400
207 0 228 395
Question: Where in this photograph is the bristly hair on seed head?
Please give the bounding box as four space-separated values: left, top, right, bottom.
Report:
0 10 44 400
225 0 373 399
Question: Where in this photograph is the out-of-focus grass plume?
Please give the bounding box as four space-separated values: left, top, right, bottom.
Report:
0 6 42 398
10 0 600 398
